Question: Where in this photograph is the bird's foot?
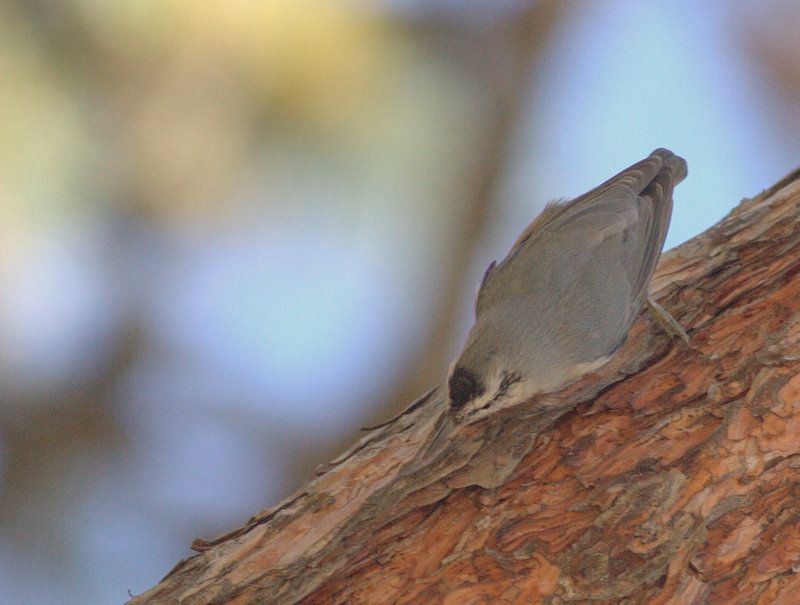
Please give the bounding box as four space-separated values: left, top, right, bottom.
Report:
646 296 691 346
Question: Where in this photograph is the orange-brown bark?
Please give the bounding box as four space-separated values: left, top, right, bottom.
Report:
129 169 800 605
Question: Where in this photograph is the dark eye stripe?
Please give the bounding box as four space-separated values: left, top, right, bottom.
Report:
448 366 484 410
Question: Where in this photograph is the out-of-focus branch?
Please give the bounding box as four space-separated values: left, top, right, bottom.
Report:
383 1 565 413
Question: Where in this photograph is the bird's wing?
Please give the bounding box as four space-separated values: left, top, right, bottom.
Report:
475 149 686 350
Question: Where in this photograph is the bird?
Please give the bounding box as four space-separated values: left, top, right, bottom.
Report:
446 148 688 419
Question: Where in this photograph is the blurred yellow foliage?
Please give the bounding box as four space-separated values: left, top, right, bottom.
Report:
79 0 393 132
0 12 91 250
0 0 404 227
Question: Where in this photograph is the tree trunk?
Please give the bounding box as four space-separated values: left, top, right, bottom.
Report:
129 168 800 605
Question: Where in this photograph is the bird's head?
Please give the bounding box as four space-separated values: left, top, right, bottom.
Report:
446 358 522 419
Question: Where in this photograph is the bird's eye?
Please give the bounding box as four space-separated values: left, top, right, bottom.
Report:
448 366 484 409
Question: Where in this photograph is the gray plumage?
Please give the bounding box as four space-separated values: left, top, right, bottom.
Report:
448 148 687 413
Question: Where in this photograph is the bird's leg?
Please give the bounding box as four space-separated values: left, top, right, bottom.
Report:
646 296 691 346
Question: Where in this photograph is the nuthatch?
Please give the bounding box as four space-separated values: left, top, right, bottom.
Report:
447 148 687 417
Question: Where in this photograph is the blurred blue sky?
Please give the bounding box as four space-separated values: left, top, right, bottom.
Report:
501 0 794 251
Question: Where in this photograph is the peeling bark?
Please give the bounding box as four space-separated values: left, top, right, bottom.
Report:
129 168 800 605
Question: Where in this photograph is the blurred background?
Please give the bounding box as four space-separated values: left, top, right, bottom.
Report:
1 0 798 602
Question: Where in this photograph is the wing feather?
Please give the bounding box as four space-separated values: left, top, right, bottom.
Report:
476 148 687 351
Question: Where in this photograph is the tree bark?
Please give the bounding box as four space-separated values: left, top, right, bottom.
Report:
129 168 800 605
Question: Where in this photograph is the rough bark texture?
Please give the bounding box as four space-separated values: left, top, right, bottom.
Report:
129 169 800 605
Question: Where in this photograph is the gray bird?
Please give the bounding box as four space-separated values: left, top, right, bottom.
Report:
447 148 688 418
